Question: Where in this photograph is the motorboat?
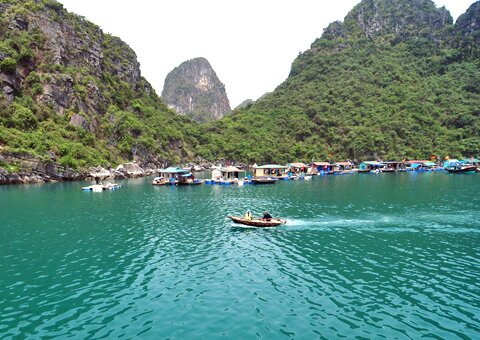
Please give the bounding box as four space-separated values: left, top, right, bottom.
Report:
227 215 286 227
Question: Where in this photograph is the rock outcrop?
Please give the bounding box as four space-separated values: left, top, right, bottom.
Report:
454 1 480 59
316 0 453 45
162 57 231 123
235 99 255 110
0 0 200 184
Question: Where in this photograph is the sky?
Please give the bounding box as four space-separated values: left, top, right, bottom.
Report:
58 0 475 107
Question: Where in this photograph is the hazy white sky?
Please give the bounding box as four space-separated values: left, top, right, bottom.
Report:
58 0 474 107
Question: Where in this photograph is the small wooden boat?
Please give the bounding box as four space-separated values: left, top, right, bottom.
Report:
251 177 278 184
445 165 477 173
228 215 287 227
82 183 121 192
176 179 204 186
152 176 169 185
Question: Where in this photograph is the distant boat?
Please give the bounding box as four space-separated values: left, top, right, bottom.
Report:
251 177 278 184
152 176 169 185
445 165 477 173
228 215 286 227
82 183 121 192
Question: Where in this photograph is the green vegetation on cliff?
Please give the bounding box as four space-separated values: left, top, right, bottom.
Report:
198 0 479 163
0 0 201 170
162 57 231 123
0 0 478 172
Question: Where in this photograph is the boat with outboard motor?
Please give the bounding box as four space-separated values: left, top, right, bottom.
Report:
227 215 287 227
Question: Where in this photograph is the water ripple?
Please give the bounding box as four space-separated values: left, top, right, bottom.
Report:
0 174 479 338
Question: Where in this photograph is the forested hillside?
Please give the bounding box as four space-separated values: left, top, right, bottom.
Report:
199 0 479 163
0 0 201 173
0 0 478 176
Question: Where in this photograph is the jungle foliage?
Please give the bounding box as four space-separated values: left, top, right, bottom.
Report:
197 0 480 163
0 0 478 171
0 0 202 169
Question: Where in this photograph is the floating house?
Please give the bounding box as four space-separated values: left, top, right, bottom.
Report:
310 162 333 175
153 167 202 185
333 161 354 174
288 162 308 176
158 167 188 184
381 161 405 172
405 160 436 172
442 159 459 168
253 164 289 179
358 161 385 173
221 166 245 181
460 158 480 167
206 166 246 185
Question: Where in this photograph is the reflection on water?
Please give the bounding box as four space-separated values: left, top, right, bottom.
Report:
0 173 479 338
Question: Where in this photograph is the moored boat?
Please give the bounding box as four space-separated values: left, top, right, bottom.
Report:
152 176 169 185
177 178 204 185
228 215 287 227
444 165 477 173
82 183 121 192
251 177 278 184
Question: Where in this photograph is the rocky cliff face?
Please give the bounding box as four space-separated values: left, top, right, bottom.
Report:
345 0 452 41
454 1 480 59
315 0 454 47
0 1 147 120
161 57 231 123
0 0 200 181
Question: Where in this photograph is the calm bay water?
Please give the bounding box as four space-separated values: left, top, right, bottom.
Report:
1 173 479 339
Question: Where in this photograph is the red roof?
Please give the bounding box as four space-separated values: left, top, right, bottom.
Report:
290 162 307 168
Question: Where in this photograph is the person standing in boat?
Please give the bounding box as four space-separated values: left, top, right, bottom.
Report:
262 211 272 221
244 210 252 220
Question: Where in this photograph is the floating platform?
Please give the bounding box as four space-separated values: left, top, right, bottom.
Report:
82 183 121 192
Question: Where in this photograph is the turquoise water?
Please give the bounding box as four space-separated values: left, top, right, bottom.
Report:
1 173 479 339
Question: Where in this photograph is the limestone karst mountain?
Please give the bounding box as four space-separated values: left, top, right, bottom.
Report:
0 0 478 176
0 0 200 173
162 57 231 123
199 0 480 163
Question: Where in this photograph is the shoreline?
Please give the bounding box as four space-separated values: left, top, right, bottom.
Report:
0 163 157 186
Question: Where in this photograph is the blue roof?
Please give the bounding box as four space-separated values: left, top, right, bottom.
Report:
159 167 189 174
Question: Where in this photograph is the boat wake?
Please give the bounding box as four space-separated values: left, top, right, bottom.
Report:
283 216 480 233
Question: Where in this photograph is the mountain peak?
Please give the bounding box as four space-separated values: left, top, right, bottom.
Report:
161 57 231 123
453 1 480 59
322 0 453 42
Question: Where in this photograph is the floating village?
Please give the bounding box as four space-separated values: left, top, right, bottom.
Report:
82 157 480 192
150 158 480 186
